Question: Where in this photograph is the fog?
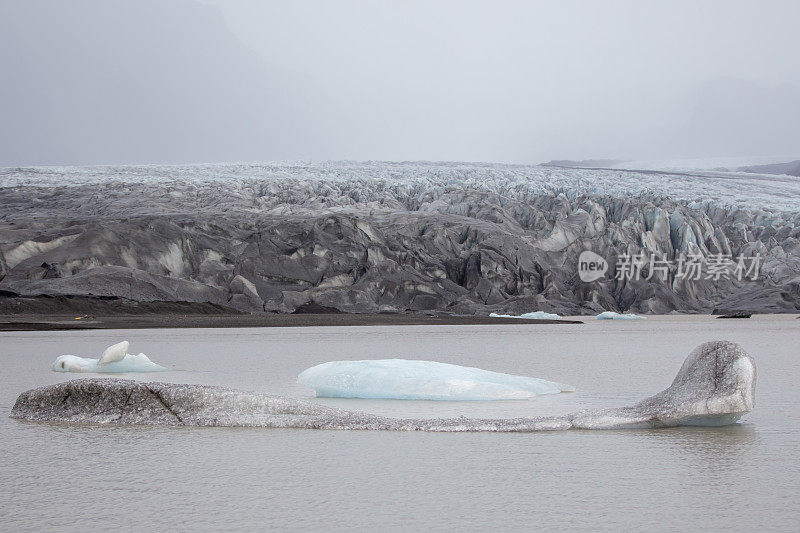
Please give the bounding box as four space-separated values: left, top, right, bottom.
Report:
1 0 799 166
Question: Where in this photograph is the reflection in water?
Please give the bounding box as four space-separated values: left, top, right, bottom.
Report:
632 424 758 489
646 424 757 458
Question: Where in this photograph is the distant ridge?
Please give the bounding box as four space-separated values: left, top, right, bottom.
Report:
738 160 800 177
540 159 625 168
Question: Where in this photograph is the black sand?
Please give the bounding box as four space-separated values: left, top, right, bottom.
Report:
0 313 582 331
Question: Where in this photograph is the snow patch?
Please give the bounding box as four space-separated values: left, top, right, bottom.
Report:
4 234 79 269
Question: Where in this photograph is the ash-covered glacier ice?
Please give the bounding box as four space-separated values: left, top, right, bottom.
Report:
13 341 755 431
596 311 645 320
2 161 799 316
51 341 167 373
297 359 574 400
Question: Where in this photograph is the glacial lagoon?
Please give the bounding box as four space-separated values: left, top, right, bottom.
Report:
2 315 799 531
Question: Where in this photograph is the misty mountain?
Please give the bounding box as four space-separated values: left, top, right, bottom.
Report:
2 1 799 165
739 160 800 177
665 78 800 159
540 159 625 169
0 0 312 166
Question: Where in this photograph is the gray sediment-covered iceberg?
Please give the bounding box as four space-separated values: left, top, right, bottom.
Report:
11 341 756 431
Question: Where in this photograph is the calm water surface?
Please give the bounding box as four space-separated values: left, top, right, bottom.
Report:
1 315 799 531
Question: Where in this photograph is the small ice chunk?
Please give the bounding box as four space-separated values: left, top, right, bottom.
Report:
98 340 129 365
51 342 167 373
596 311 646 320
490 311 563 320
297 359 574 400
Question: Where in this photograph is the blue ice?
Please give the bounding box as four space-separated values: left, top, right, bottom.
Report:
297 359 574 400
596 311 646 320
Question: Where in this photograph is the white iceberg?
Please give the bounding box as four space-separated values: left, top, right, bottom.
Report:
596 311 646 320
51 341 167 373
297 359 574 400
98 340 129 365
490 311 563 320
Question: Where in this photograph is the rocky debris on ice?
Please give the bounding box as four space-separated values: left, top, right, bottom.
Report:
51 341 167 372
297 359 573 400
13 341 755 431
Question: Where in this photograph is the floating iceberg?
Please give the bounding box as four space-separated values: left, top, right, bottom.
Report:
51 341 167 373
297 359 574 400
13 341 755 430
596 311 646 320
489 311 563 320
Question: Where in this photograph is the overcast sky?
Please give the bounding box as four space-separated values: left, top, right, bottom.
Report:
2 0 799 166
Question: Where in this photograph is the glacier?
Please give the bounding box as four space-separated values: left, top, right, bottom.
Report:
51 341 167 373
489 311 563 320
13 341 755 431
297 359 573 400
2 161 800 316
596 311 646 320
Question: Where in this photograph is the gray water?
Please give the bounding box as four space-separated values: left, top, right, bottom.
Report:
2 316 799 531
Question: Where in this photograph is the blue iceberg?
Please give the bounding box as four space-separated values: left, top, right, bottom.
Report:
596 311 646 320
297 359 574 400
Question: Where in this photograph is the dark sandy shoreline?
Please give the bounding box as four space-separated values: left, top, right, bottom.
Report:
0 313 583 331
0 295 583 330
